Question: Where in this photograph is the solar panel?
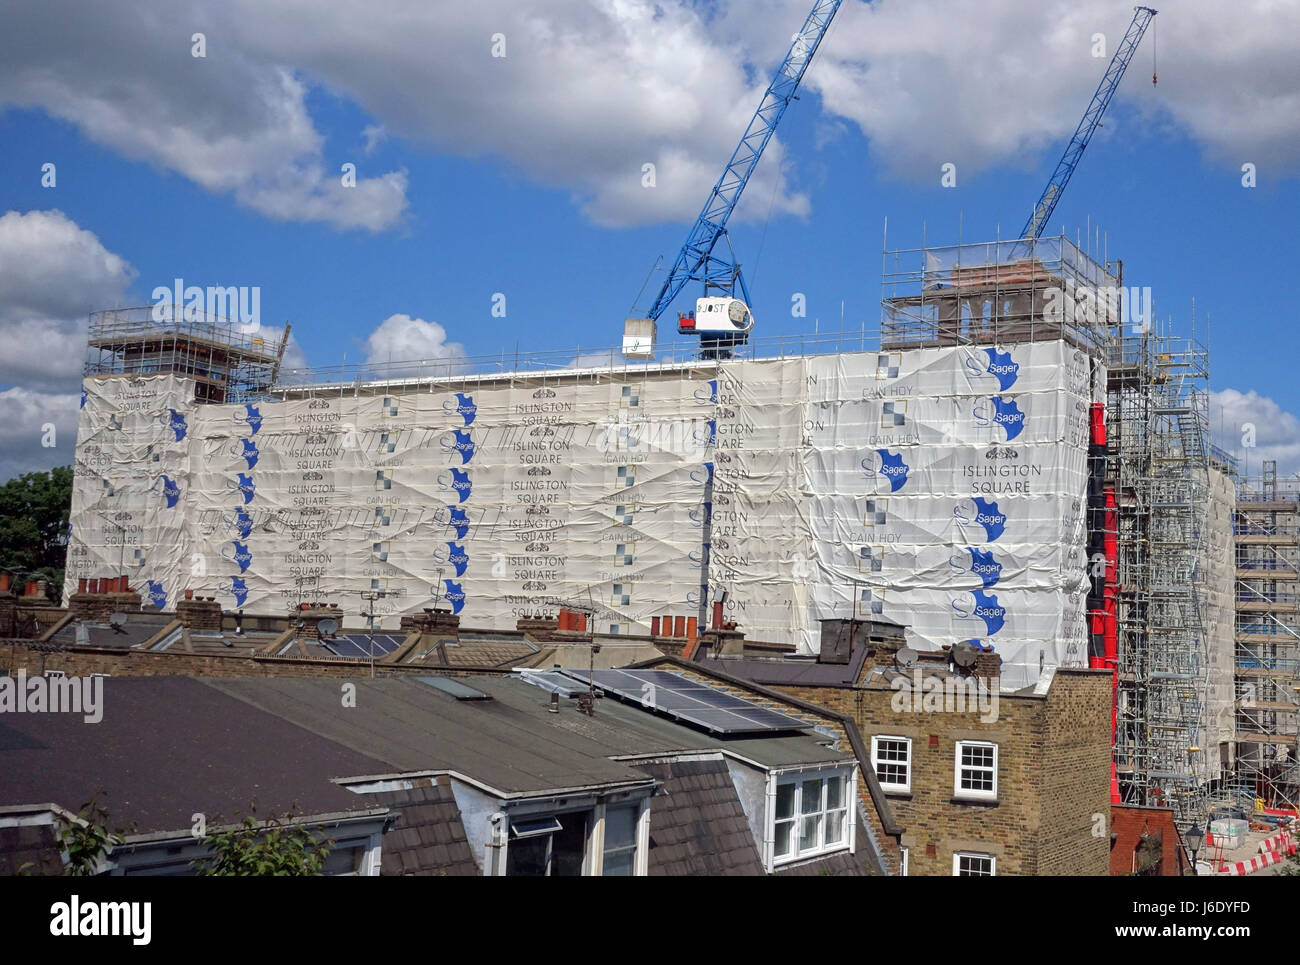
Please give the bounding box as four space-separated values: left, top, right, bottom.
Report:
560 669 808 734
418 675 491 700
326 634 401 658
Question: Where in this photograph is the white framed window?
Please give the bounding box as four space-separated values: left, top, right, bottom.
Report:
772 771 850 865
872 736 912 793
954 740 998 801
953 852 995 876
601 804 638 876
899 846 909 877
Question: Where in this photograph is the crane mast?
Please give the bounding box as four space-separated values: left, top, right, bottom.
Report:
1020 6 1157 242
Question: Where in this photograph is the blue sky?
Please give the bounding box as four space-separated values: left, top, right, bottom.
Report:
0 0 1297 478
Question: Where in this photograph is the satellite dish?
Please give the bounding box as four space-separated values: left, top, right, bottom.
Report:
108 612 127 627
951 640 979 668
895 647 918 670
317 618 339 637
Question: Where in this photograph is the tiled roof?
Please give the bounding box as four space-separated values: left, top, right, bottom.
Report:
369 782 478 876
639 759 764 876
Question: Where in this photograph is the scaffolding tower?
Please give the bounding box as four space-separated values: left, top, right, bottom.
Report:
1109 332 1215 828
85 306 288 404
1233 460 1300 817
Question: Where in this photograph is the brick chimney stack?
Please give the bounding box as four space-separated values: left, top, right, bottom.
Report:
401 607 461 635
291 601 344 640
177 592 223 631
68 574 142 623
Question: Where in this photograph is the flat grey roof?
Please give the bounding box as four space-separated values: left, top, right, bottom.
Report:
204 675 850 795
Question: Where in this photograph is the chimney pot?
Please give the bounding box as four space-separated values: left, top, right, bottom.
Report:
650 616 661 636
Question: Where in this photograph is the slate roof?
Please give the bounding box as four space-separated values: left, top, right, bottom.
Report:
403 632 541 668
0 677 389 834
696 646 871 688
639 759 764 876
47 612 175 650
369 782 478 876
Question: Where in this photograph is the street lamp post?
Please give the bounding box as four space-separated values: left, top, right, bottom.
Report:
1184 824 1205 875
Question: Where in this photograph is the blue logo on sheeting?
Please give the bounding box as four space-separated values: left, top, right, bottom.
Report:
444 542 469 577
862 449 911 492
227 541 253 573
454 393 477 426
443 579 466 615
227 506 253 539
447 506 470 540
689 462 715 486
158 474 181 508
441 429 476 465
989 397 1026 440
146 580 167 609
80 387 87 410
225 577 249 607
166 409 188 441
235 473 256 504
967 547 1002 589
240 403 263 435
955 497 1007 542
238 438 260 469
983 347 1020 391
694 380 719 404
449 468 472 503
957 589 1006 636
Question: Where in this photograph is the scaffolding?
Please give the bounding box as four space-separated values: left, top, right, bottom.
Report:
1108 332 1217 828
1233 460 1300 817
85 306 288 404
880 233 1117 354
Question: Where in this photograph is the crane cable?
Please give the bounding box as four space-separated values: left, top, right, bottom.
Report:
1152 15 1158 86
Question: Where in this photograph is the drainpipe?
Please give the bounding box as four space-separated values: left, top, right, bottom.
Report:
486 811 507 876
763 772 778 872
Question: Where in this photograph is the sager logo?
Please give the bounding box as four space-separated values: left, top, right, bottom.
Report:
50 896 151 945
861 449 910 492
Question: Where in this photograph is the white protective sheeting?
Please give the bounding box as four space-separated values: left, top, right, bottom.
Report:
67 339 1103 688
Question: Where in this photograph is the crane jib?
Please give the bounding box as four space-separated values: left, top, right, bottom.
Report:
1019 6 1157 242
645 0 843 324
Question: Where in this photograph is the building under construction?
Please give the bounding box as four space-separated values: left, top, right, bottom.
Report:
65 232 1259 835
1232 462 1300 819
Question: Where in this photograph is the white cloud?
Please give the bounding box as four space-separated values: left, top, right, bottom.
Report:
2 0 1295 233
0 388 79 481
0 209 135 393
363 313 466 369
804 0 1300 184
1210 388 1300 477
0 8 407 232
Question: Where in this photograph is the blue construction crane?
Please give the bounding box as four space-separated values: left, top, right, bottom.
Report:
637 0 842 357
1020 6 1157 242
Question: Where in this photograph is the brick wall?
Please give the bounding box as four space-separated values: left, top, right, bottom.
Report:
1037 669 1113 875
0 642 520 680
773 669 1112 877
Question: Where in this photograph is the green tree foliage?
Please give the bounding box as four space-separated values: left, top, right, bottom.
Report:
192 812 334 876
0 466 73 596
57 797 122 876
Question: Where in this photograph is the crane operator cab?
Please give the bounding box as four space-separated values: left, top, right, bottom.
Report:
677 296 754 359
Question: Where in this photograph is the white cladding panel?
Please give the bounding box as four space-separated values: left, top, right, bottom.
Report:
68 340 1105 687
